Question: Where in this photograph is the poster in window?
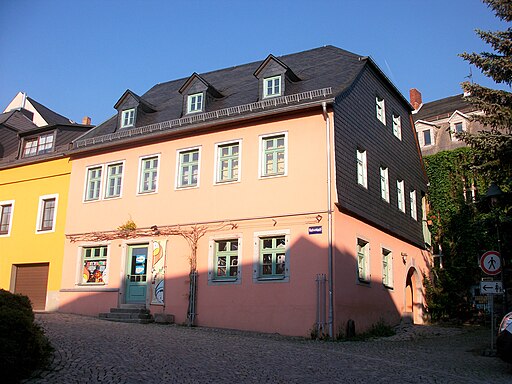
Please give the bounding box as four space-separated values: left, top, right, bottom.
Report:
151 240 167 305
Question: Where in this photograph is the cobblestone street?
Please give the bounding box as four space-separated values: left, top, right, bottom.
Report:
25 313 512 383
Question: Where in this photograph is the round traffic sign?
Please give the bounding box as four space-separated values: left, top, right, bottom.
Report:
480 251 502 275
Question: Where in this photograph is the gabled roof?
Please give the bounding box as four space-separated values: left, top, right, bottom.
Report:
178 73 223 98
114 89 157 112
26 96 74 125
76 46 388 148
0 110 38 132
413 94 478 121
253 54 300 81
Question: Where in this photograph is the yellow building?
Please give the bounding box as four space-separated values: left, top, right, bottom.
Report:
0 95 92 310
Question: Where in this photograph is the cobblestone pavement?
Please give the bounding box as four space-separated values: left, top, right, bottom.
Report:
25 313 512 383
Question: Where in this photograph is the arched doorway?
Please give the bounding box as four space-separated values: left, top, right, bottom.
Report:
405 267 423 324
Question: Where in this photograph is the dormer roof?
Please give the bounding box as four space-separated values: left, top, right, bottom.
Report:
179 72 223 98
114 89 157 112
253 54 300 82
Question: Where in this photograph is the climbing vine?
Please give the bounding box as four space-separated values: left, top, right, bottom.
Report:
423 147 496 321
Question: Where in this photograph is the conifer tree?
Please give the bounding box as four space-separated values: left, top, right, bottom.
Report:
459 0 512 184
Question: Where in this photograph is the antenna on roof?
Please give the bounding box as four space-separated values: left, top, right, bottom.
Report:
465 66 473 84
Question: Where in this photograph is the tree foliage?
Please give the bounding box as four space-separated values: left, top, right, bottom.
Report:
459 0 512 187
423 0 512 321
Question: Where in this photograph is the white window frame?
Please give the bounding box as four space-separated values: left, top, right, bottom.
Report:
357 238 370 283
253 229 290 283
376 96 386 125
380 166 389 202
410 189 417 220
121 108 135 128
187 93 203 114
259 132 288 178
382 247 393 289
176 146 201 189
214 140 241 184
23 132 55 157
397 180 405 212
263 76 282 98
450 121 466 141
83 164 104 202
79 244 110 285
208 235 242 285
35 194 58 234
392 114 402 140
357 149 367 188
104 161 125 199
0 200 15 237
137 154 160 195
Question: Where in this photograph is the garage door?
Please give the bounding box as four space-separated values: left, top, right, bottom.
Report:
14 263 49 311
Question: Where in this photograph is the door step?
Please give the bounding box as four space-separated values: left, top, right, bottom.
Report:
99 306 154 324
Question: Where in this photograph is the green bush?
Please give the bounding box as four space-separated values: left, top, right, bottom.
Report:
0 289 53 383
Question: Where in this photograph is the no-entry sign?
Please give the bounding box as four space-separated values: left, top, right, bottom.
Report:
479 251 502 276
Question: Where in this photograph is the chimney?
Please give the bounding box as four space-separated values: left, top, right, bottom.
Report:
409 88 422 110
82 116 91 125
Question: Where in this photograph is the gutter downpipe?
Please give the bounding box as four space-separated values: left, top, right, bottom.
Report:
322 101 334 338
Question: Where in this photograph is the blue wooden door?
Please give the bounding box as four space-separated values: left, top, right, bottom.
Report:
126 245 148 303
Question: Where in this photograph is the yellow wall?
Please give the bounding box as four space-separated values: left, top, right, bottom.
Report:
0 157 72 310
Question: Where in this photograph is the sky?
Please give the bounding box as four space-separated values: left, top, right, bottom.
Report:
0 0 509 126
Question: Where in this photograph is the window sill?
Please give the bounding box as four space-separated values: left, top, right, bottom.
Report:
257 276 287 282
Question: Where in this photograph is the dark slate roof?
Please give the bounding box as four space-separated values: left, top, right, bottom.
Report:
78 46 368 144
413 94 477 121
0 110 38 132
27 96 75 125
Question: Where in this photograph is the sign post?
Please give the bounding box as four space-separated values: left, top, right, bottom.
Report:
479 251 503 352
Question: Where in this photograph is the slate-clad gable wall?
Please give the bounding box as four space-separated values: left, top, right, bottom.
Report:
333 65 427 247
116 94 140 129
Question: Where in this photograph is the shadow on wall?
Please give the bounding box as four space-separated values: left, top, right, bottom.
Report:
58 233 416 337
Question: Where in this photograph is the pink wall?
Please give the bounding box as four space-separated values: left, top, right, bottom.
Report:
333 210 429 333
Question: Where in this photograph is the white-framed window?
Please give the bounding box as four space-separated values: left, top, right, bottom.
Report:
253 230 290 282
380 166 389 202
187 93 203 114
121 109 135 128
263 76 281 98
397 180 405 212
0 200 14 237
84 165 103 201
177 147 200 188
23 133 55 157
105 162 124 199
260 133 287 178
215 141 240 184
450 121 465 141
416 125 434 147
357 238 370 283
36 194 58 233
376 96 386 125
392 114 402 140
81 245 109 284
410 189 417 220
138 155 159 194
382 248 393 288
208 238 241 283
357 149 367 188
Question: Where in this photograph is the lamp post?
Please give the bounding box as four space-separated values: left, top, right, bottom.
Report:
485 183 507 313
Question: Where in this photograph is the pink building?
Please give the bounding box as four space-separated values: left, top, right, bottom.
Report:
59 46 431 337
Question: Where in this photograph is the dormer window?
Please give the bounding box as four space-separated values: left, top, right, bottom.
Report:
450 121 465 140
23 133 54 157
263 76 281 98
187 93 203 114
121 109 135 128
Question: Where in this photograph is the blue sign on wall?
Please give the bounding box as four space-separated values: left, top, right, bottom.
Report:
308 226 322 235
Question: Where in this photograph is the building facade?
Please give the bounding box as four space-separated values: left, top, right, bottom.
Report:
0 95 92 310
59 46 430 336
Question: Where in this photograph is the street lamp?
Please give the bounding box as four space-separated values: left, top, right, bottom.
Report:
485 182 507 314
486 182 503 208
